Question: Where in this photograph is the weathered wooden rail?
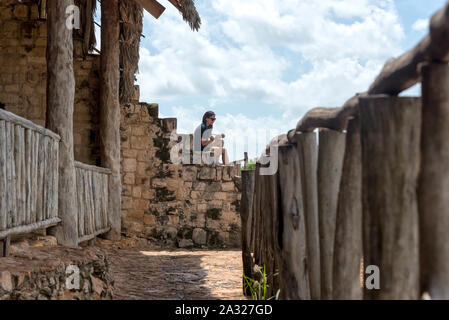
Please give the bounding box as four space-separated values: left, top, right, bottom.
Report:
75 162 111 244
0 109 61 255
0 108 112 254
241 0 449 300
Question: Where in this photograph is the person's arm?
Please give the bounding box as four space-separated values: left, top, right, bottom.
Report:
201 136 215 146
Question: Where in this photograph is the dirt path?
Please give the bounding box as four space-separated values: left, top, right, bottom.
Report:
106 248 246 300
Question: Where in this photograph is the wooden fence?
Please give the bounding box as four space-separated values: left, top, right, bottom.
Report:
241 1 449 300
0 109 61 255
75 161 111 244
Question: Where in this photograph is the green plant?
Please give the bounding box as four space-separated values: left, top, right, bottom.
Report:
241 158 257 171
243 265 280 300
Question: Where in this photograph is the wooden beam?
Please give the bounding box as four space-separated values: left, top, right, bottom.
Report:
360 96 421 300
100 0 121 241
45 0 78 247
418 62 449 299
135 0 165 19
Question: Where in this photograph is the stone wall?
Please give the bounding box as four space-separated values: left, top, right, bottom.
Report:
0 0 243 249
120 103 242 248
0 241 113 300
0 0 101 165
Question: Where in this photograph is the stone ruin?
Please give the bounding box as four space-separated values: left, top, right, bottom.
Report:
0 0 242 250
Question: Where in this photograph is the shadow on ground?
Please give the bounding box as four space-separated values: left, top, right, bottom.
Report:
106 249 245 300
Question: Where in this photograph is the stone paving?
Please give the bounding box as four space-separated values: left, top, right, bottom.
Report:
106 248 246 300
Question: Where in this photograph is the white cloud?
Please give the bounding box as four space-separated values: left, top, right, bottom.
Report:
171 106 297 161
412 18 429 32
136 0 406 160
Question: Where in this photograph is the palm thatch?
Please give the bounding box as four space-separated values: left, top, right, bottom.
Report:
119 0 144 104
168 0 201 31
74 0 97 57
33 0 97 57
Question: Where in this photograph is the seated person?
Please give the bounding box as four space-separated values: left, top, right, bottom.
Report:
193 111 229 165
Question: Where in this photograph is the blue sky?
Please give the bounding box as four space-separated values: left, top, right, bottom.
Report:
134 0 446 161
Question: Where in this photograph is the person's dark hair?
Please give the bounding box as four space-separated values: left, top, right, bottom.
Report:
202 111 215 126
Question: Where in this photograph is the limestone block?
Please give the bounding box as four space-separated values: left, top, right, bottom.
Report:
197 203 207 212
182 166 197 181
152 179 167 188
192 213 206 228
137 150 150 161
214 192 228 201
0 271 13 292
126 221 144 234
222 166 232 181
199 166 216 180
132 186 142 198
122 149 138 158
192 228 207 245
166 227 178 240
127 209 144 219
143 214 156 226
207 200 223 209
178 239 194 248
190 191 202 199
90 276 105 297
123 158 137 172
136 161 149 176
123 173 135 185
121 196 133 210
122 185 132 197
168 215 179 226
135 199 150 210
193 181 207 191
142 189 155 200
221 182 235 192
132 126 147 136
166 179 181 190
222 202 231 211
206 219 220 230
130 136 151 150
216 166 223 181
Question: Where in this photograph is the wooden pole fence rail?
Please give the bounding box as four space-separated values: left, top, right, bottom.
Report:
74 161 111 245
0 108 112 255
0 109 61 257
241 0 449 300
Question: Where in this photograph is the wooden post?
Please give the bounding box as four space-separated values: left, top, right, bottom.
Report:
0 236 10 257
240 169 255 296
418 62 449 299
45 0 78 247
317 129 346 300
278 144 310 300
244 152 248 169
359 96 421 300
332 118 363 300
293 132 321 300
100 0 121 241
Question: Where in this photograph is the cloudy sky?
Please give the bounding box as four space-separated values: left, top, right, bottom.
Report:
134 0 445 161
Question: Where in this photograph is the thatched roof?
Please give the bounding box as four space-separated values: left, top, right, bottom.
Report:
168 0 201 31
120 0 144 104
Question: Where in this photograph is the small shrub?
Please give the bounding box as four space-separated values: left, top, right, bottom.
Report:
243 265 280 300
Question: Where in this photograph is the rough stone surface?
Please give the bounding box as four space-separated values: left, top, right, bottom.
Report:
192 228 207 245
120 103 242 248
0 242 114 300
106 248 245 300
0 0 242 249
0 0 101 165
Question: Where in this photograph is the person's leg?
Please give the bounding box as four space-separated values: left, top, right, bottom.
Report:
222 147 229 165
210 146 221 164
